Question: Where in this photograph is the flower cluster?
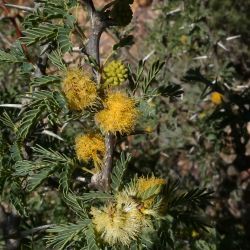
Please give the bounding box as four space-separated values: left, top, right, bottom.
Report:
62 68 97 111
95 92 138 134
91 195 147 246
91 176 166 246
102 60 128 87
75 133 105 171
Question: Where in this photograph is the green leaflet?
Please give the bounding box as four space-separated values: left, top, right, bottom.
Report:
30 75 61 87
46 221 90 250
111 152 131 193
21 24 59 46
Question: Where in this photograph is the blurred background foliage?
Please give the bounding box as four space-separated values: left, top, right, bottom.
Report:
0 0 250 249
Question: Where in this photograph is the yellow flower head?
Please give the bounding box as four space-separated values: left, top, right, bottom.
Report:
95 92 138 134
91 195 144 246
75 133 105 169
210 91 223 105
102 60 128 87
62 68 97 111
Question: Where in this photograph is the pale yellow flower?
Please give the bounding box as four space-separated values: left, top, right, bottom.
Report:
91 194 145 246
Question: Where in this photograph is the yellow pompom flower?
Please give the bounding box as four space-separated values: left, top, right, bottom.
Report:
95 92 138 134
210 91 224 105
91 194 146 246
102 61 128 87
62 68 97 111
75 133 105 170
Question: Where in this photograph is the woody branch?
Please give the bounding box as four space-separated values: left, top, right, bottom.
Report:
80 0 116 191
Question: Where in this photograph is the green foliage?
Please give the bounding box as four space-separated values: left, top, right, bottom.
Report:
111 153 131 192
17 90 65 139
85 224 100 250
79 191 113 204
30 75 61 87
48 49 67 71
1 0 236 249
46 221 90 249
0 50 21 63
21 24 59 46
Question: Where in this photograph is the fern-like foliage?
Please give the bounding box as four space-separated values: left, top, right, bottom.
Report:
46 221 90 250
111 153 131 192
30 75 61 87
17 90 66 139
79 191 113 204
84 224 100 250
48 49 67 71
0 42 27 64
21 24 59 46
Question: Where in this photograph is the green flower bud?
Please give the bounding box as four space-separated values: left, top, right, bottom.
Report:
102 61 128 87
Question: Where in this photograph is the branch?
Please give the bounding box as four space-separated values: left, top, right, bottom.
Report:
79 1 118 191
78 0 110 67
80 0 95 18
90 133 116 191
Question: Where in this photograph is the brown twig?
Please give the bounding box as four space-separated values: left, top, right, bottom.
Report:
79 0 117 191
90 133 116 191
79 0 106 67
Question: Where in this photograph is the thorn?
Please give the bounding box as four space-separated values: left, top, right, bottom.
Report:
41 130 64 141
217 41 229 51
4 4 34 12
0 104 23 109
226 35 241 41
193 55 208 60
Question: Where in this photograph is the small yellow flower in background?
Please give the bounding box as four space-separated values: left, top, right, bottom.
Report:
95 92 138 134
75 133 105 170
180 35 188 45
199 111 206 119
91 195 146 246
62 68 97 111
102 60 128 87
210 91 224 105
191 230 200 238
